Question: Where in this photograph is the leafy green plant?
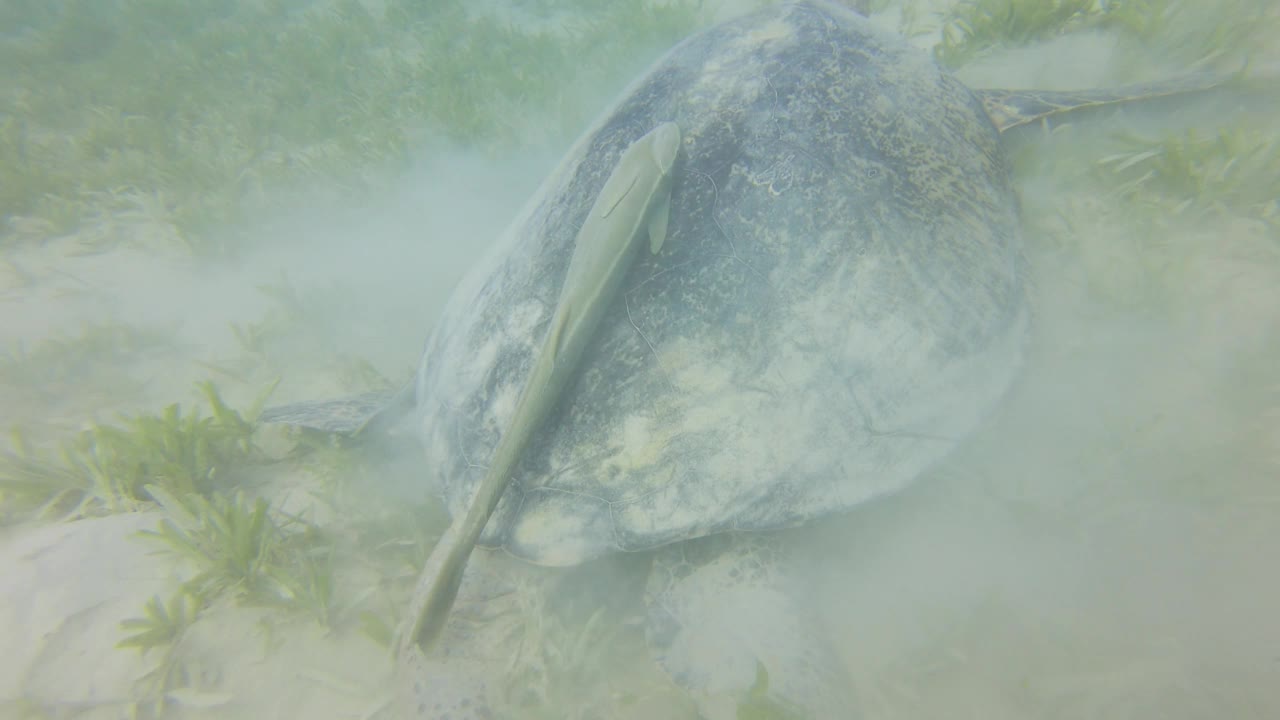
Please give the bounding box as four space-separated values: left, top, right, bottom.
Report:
1 0 708 255
118 590 203 653
309 496 446 649
0 428 110 520
98 382 262 494
1095 128 1280 227
141 485 288 601
0 381 271 521
1097 0 1277 69
269 527 340 628
934 0 1107 68
115 586 234 717
139 482 341 627
229 277 309 359
0 322 169 389
357 609 397 650
932 0 1276 71
226 276 407 398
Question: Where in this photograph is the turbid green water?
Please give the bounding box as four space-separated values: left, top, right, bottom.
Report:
1 1 1278 718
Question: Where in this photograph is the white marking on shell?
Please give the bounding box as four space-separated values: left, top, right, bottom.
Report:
506 497 599 566
594 412 676 500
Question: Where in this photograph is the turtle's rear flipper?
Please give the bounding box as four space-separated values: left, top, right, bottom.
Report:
259 381 416 436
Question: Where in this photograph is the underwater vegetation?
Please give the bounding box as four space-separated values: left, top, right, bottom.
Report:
115 590 217 716
934 0 1275 70
0 322 169 397
0 381 268 521
935 0 1110 68
1 0 1270 257
0 376 421 713
1096 128 1280 228
139 484 336 616
0 0 708 256
226 274 406 393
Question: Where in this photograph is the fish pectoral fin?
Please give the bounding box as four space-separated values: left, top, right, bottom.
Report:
648 193 671 255
648 122 682 174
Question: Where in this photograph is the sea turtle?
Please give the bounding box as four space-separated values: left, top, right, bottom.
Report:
260 2 1261 717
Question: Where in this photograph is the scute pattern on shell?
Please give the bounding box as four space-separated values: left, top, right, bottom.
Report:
415 1 1029 566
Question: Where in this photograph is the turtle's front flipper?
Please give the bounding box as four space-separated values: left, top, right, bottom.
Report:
259 379 416 435
645 534 856 720
978 69 1249 133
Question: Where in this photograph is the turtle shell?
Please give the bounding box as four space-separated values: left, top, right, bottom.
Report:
415 0 1028 565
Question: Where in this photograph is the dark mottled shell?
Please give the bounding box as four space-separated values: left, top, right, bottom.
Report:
416 1 1028 565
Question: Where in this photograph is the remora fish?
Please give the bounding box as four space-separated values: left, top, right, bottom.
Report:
399 121 682 653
